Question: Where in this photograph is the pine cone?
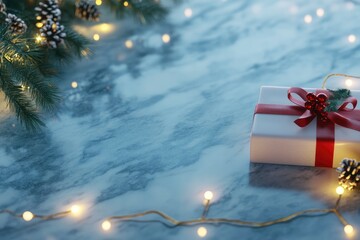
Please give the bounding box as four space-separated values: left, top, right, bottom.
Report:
337 158 360 190
5 13 27 34
75 0 100 21
39 19 66 49
35 0 61 23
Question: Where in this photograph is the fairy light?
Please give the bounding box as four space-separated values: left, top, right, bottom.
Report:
70 205 82 216
345 79 353 87
36 22 43 28
336 186 344 195
125 40 133 49
197 227 207 237
95 0 102 5
348 34 356 43
184 8 193 17
316 8 325 17
35 34 44 44
162 34 171 43
22 211 34 221
93 34 100 41
304 14 312 24
123 1 129 7
344 225 354 236
102 220 112 231
204 191 213 201
71 81 78 88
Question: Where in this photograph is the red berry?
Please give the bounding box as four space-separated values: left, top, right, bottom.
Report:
306 93 316 102
316 104 325 112
317 93 328 103
305 101 313 110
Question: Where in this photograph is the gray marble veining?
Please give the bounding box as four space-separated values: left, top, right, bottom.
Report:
0 0 360 239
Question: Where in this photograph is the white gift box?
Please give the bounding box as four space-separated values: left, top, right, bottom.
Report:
250 86 360 168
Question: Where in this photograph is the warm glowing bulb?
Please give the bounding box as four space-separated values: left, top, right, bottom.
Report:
71 205 81 216
71 81 78 88
316 8 325 17
184 8 193 17
93 34 100 41
336 186 344 195
22 211 34 221
344 225 354 236
125 40 133 48
197 227 207 237
162 34 171 43
204 191 214 201
304 14 312 24
348 34 356 43
35 35 43 44
102 220 112 231
345 79 353 87
95 0 102 5
123 1 129 7
36 22 43 28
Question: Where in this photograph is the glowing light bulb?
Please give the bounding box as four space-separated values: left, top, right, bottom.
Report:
344 225 354 236
197 227 207 238
345 79 353 87
336 186 344 195
162 34 171 43
348 34 356 43
22 211 34 221
36 22 43 28
204 191 214 201
184 8 193 17
71 81 78 88
304 14 312 24
35 34 43 44
93 34 100 41
71 205 82 216
125 40 133 49
95 0 102 5
316 8 325 17
102 220 112 231
123 1 129 7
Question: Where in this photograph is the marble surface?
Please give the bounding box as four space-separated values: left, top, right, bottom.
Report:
1 0 360 239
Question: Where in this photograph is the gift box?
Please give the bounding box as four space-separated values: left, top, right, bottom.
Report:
250 86 360 168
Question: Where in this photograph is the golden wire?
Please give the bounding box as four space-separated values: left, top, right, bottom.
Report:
0 196 350 231
322 73 360 89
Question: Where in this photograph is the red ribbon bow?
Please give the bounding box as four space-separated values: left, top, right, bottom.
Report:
255 87 360 167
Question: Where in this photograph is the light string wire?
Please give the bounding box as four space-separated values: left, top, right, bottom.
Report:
322 73 360 89
103 194 347 228
0 188 355 237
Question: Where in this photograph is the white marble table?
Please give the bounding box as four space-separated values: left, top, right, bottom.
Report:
0 0 360 239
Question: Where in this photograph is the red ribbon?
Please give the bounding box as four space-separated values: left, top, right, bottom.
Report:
255 87 360 167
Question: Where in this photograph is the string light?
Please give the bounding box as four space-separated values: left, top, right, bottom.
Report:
336 186 345 195
162 34 171 43
203 191 214 201
93 34 100 41
70 205 82 216
304 14 312 24
125 40 133 49
197 227 207 237
95 0 102 6
101 220 112 231
123 1 129 7
184 8 193 17
71 81 78 88
22 211 34 221
348 34 356 43
344 225 354 236
316 8 325 17
345 79 353 87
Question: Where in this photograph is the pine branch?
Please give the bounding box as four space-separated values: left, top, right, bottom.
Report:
107 0 168 24
0 66 45 131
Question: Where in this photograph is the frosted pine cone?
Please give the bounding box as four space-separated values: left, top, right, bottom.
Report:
5 13 27 34
75 0 100 21
39 19 66 48
35 0 61 23
337 158 360 190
